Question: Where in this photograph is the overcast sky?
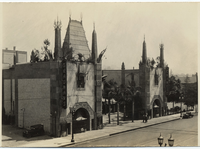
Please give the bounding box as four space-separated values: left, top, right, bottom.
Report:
2 2 198 75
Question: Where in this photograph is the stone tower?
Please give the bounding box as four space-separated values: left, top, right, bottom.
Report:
92 24 98 63
54 18 62 60
139 37 150 114
142 36 147 64
91 25 102 130
160 43 164 68
121 62 125 87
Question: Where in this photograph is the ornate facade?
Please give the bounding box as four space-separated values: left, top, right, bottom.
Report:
2 17 103 137
102 38 169 119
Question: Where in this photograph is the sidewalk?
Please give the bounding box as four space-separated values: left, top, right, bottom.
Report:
16 111 191 147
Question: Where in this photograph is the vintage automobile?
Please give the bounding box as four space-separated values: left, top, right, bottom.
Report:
23 124 45 138
182 111 193 119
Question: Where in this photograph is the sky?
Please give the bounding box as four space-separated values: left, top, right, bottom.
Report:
1 2 198 75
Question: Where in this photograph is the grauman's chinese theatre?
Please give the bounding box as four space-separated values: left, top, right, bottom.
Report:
2 17 103 137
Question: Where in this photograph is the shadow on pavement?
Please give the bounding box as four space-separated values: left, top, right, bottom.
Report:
2 125 52 142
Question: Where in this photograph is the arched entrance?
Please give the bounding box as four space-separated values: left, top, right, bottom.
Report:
73 108 90 133
151 95 163 118
153 99 162 118
65 102 94 134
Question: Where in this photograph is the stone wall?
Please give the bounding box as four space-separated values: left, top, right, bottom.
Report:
3 62 52 132
149 68 163 106
102 69 139 86
3 79 11 115
18 78 50 132
63 62 95 121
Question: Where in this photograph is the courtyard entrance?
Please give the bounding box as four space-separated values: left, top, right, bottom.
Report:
73 108 90 133
152 99 162 118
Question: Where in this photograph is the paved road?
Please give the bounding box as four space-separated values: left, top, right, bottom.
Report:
70 114 198 147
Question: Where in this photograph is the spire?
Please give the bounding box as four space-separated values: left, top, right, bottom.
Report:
92 23 98 63
121 62 125 70
142 36 147 64
80 13 83 24
69 10 71 21
160 43 164 68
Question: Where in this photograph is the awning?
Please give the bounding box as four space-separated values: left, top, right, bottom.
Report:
76 117 87 121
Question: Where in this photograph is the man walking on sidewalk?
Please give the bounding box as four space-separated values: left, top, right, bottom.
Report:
143 113 148 123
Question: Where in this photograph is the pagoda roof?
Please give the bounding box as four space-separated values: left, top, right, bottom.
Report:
63 19 91 59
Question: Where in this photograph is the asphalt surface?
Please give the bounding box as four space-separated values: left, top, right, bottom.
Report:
69 114 198 147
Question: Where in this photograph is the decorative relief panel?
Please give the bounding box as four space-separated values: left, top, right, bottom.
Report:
73 102 94 119
66 102 95 123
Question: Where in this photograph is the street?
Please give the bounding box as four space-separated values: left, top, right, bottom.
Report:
69 114 198 147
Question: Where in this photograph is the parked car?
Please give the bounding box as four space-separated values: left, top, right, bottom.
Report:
182 111 193 119
23 124 45 138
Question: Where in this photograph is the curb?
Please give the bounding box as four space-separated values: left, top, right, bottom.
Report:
60 117 181 147
109 117 180 136
60 135 110 147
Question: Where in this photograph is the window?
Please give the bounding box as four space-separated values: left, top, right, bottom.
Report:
77 73 85 89
154 71 159 85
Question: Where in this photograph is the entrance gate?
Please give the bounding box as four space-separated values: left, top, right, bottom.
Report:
73 108 90 133
153 99 161 118
151 95 163 118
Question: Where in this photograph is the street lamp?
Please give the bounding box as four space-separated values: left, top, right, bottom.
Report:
21 108 25 128
132 97 134 122
55 111 57 137
157 133 164 147
70 107 76 142
158 133 175 147
168 134 174 147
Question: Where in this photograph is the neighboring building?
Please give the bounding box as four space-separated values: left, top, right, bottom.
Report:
166 73 198 111
2 47 27 69
2 17 103 137
102 39 169 119
176 74 197 84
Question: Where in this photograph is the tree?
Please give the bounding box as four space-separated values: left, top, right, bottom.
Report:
167 75 181 113
102 79 117 124
30 39 53 63
103 79 125 125
112 84 123 125
125 79 142 121
42 39 53 61
30 49 40 63
182 74 197 108
184 84 197 106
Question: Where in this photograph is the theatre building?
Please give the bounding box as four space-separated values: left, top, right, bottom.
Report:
102 38 169 119
2 17 103 137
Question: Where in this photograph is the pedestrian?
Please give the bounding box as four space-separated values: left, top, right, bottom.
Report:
143 113 145 123
145 113 148 123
